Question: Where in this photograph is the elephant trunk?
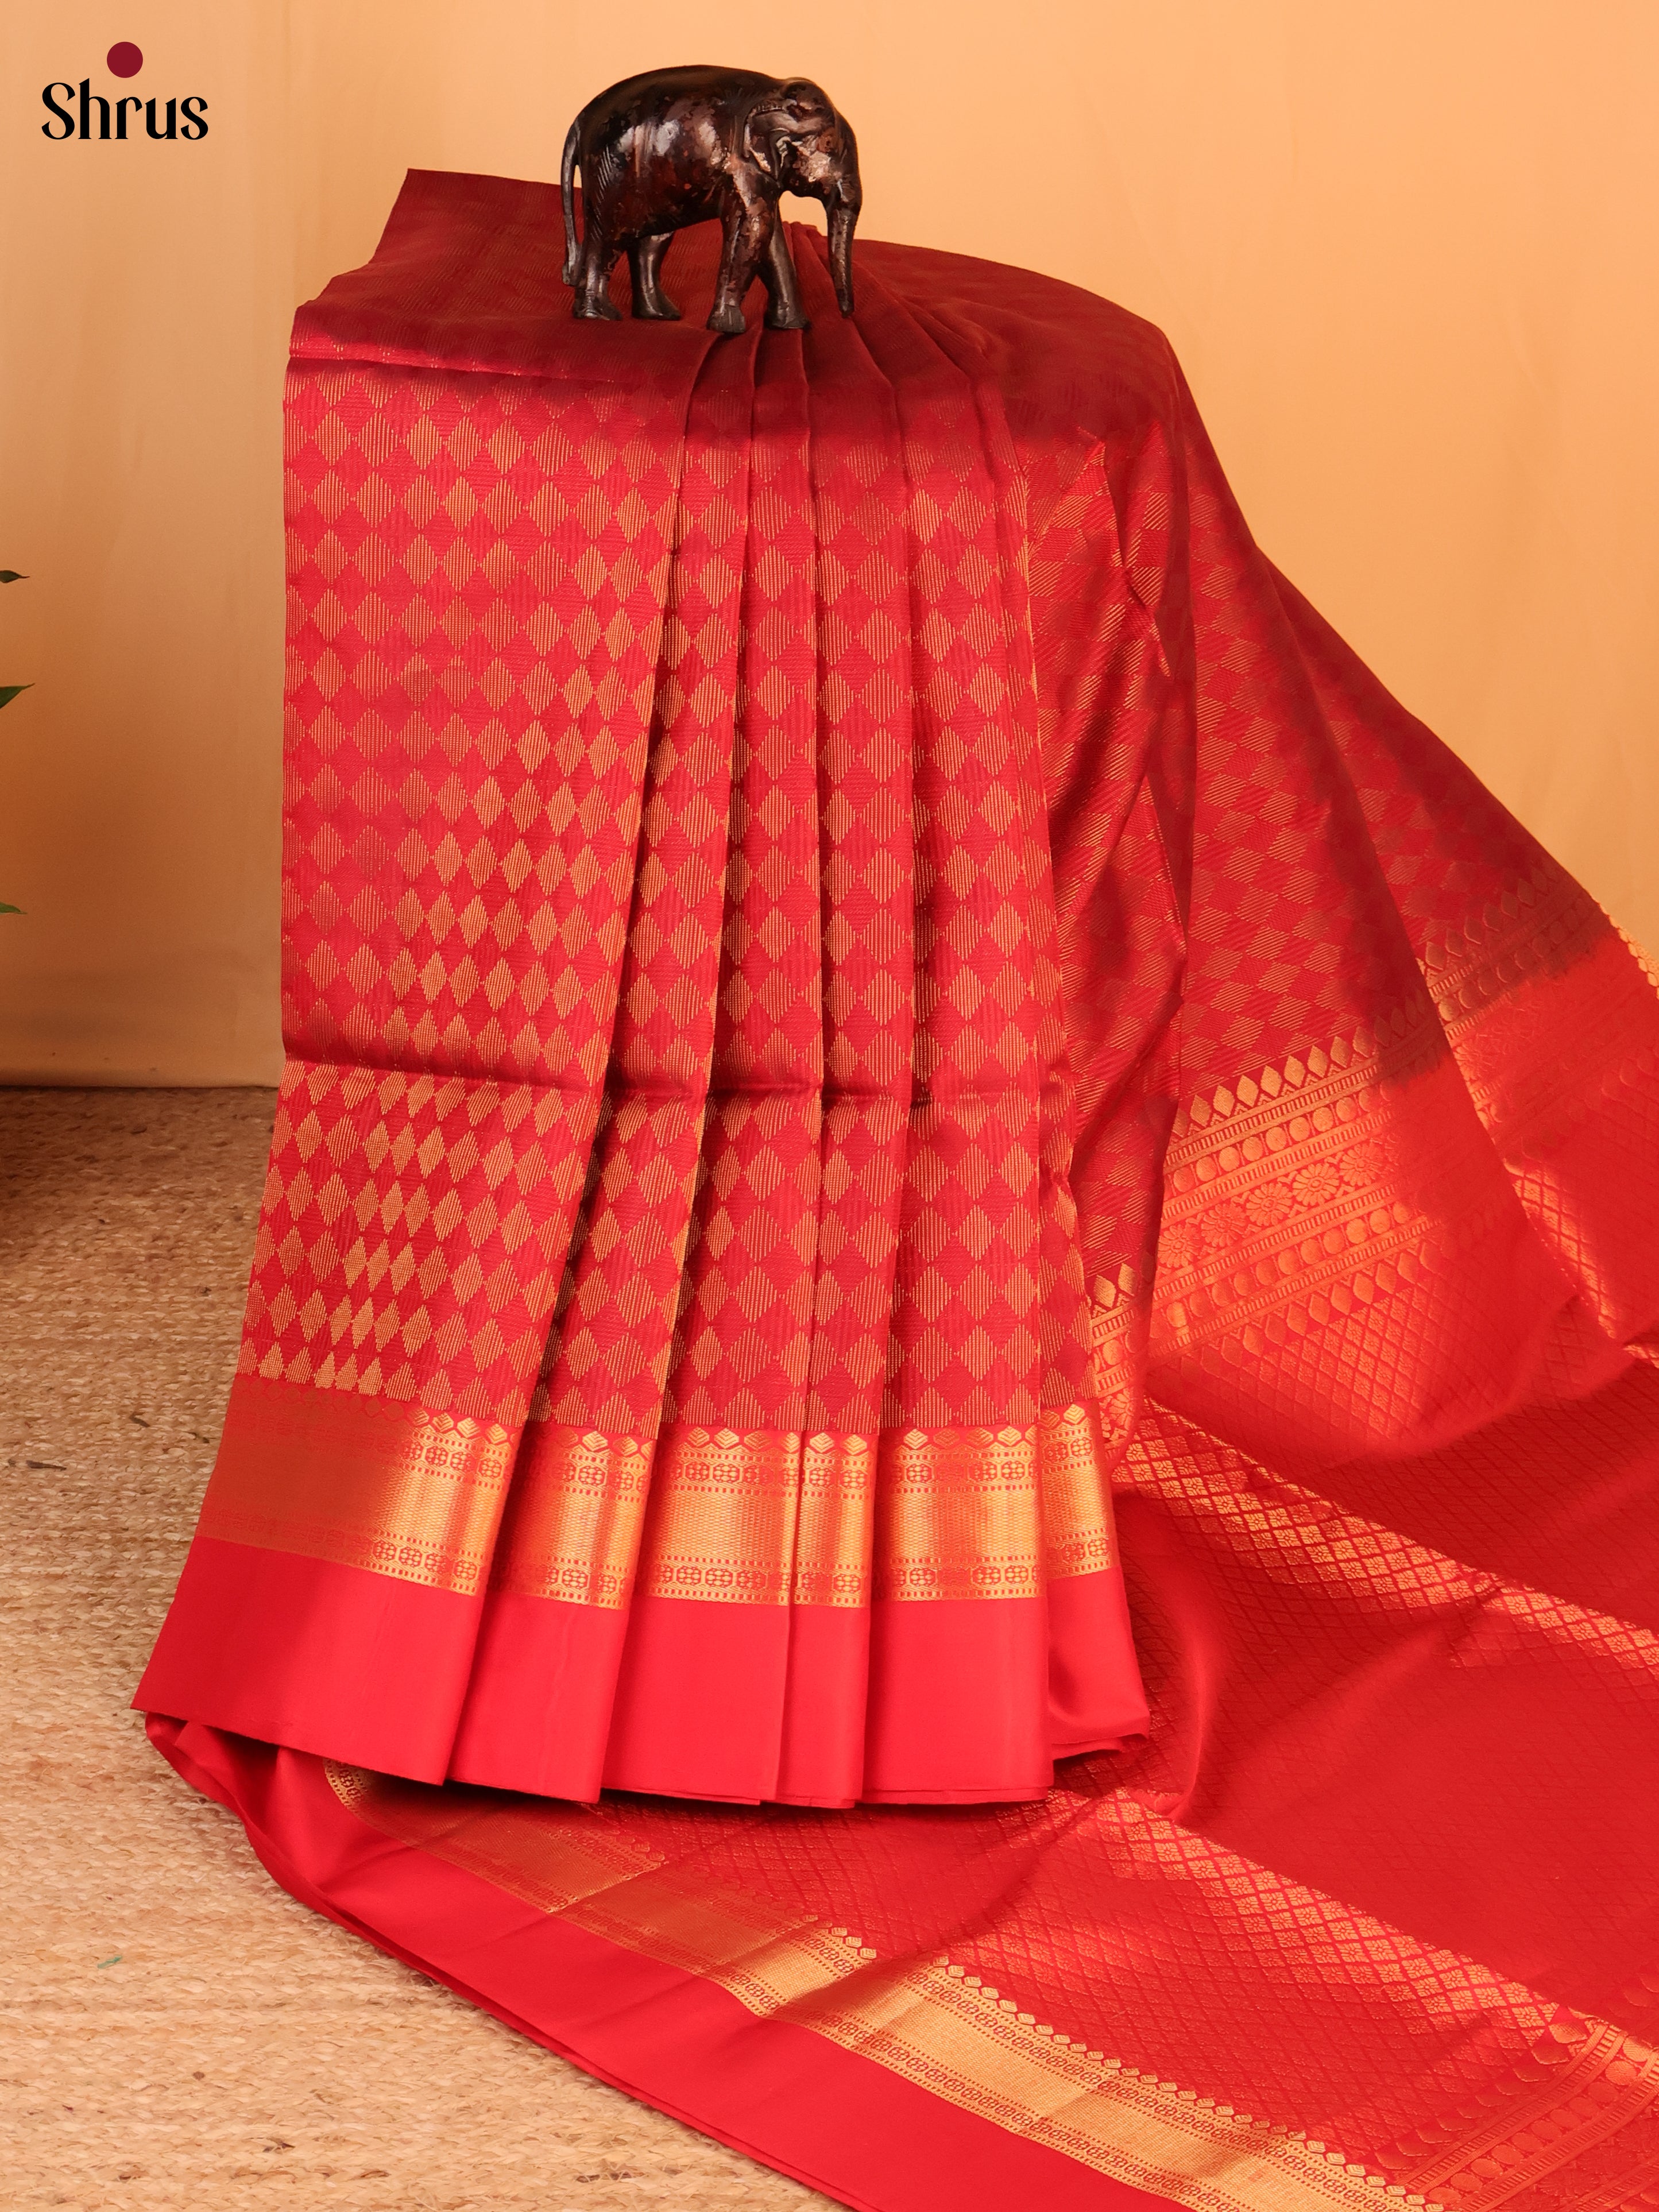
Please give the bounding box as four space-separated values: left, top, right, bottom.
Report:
828 177 860 318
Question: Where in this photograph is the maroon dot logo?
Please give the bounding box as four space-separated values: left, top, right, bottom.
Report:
107 42 144 78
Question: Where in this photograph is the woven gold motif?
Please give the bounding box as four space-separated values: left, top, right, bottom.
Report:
629 1407 1118 1606
489 1427 653 1607
330 1764 1659 2212
633 1427 875 1607
1422 864 1608 1034
1037 1402 1123 1582
1155 1006 1449 1356
874 1424 1037 1602
1088 1263 1144 1450
795 1433 880 1605
211 1382 1120 1610
1435 900 1659 1346
199 1375 514 1598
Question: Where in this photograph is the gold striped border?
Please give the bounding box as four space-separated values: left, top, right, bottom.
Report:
1037 1401 1122 1582
199 1374 513 1597
202 1382 1121 1610
502 1406 1120 1607
632 1427 873 1606
328 1765 1659 2212
490 1426 653 1607
1421 865 1607 1034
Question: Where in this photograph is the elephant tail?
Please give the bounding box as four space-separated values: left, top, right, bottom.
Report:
560 118 581 287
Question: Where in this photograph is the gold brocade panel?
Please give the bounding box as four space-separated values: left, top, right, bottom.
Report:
1428 883 1659 1345
1147 1010 1573 1462
496 1401 1123 1606
327 1764 1659 2212
1146 884 1659 1465
198 1378 1122 1608
199 1380 515 1597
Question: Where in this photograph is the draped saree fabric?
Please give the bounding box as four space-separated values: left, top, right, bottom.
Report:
137 171 1149 1808
141 172 1659 2211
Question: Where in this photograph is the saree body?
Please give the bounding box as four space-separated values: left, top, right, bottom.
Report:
137 175 1170 1805
143 173 1659 2212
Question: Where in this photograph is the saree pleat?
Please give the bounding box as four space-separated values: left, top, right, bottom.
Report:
449 323 760 1797
137 265 720 1774
145 187 1154 1809
767 245 916 1799
601 296 855 1801
141 176 1659 2212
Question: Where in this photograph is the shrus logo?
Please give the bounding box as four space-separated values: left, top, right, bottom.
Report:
41 43 207 142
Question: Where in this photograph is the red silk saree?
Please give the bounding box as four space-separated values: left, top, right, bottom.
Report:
141 172 1659 2211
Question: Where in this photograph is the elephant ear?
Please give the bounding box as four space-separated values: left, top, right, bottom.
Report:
744 82 826 180
741 103 790 180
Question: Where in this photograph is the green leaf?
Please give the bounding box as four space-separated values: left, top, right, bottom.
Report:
0 903 22 914
0 684 32 709
0 571 26 584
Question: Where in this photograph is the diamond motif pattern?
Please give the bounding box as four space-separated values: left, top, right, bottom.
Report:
166 186 1659 2212
239 1058 595 1422
251 200 1198 1533
283 355 695 1089
530 330 756 1435
252 232 712 1425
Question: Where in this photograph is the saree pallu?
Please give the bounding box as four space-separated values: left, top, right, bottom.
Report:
142 172 1659 2211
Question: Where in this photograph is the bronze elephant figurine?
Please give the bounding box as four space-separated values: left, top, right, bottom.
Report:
559 66 861 335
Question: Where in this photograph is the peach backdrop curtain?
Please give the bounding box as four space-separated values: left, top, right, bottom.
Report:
2 0 1654 1083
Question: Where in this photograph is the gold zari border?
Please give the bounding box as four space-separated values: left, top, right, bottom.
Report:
1150 887 1659 1420
1154 1004 1453 1356
203 1380 1121 1609
491 1426 653 1607
1421 864 1608 1035
492 1402 1121 1606
199 1376 513 1598
329 1767 1659 2212
630 1426 876 1607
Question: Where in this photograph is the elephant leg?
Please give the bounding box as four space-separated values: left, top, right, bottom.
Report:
759 220 808 332
707 195 774 337
574 230 622 320
628 232 680 320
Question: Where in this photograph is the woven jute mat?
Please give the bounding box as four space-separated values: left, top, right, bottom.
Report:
0 1086 814 2211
